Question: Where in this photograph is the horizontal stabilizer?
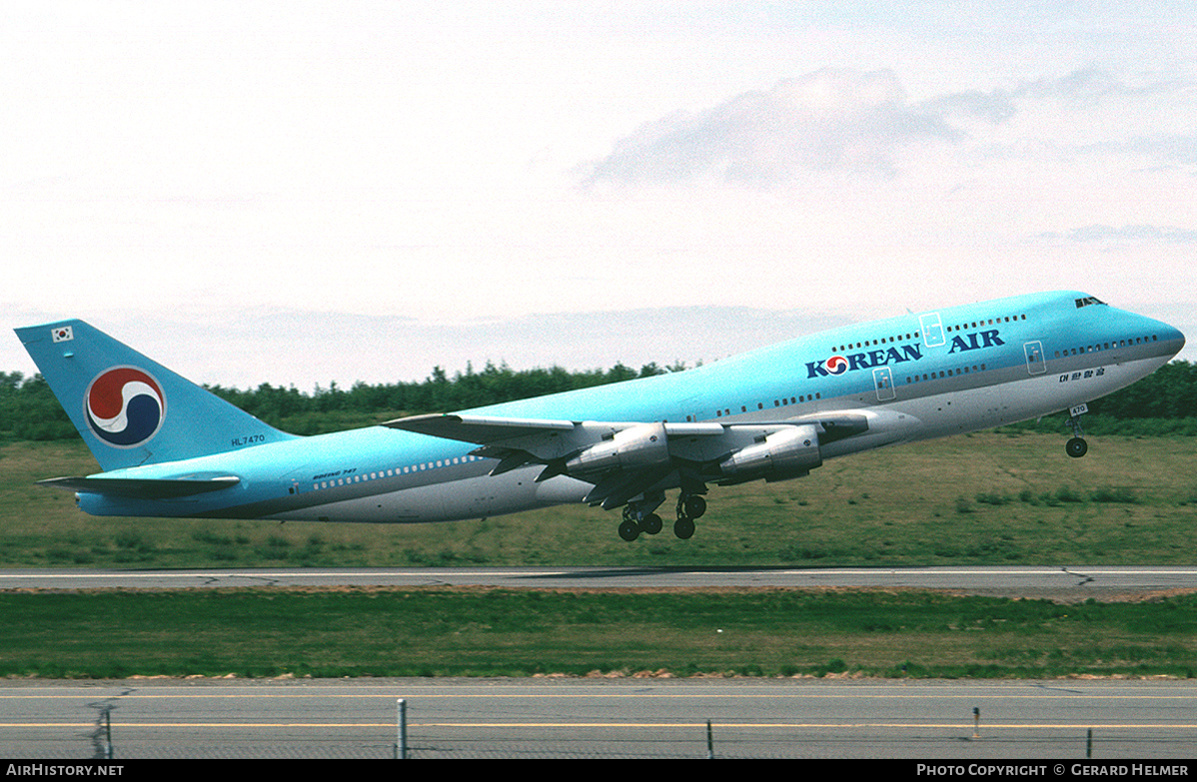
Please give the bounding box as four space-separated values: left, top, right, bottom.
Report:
38 475 241 499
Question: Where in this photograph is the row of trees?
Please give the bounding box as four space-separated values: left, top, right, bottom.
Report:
3 360 1195 443
1081 360 1197 420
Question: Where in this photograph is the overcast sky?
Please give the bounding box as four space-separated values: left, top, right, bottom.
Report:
3 2 1195 390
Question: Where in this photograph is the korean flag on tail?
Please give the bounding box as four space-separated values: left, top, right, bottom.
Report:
51 326 74 343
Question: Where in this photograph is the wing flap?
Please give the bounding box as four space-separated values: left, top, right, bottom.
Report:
583 465 676 510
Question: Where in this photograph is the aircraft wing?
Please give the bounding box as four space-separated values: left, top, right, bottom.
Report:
384 413 631 478
384 412 877 509
38 475 241 499
384 413 580 444
384 412 871 453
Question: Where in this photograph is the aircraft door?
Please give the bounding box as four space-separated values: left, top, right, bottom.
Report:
1024 341 1046 375
919 313 946 348
872 367 896 402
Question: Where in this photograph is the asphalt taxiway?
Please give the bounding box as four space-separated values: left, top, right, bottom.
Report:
1 565 1195 600
3 677 1197 760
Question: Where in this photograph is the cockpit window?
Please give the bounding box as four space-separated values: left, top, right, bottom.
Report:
1075 296 1106 309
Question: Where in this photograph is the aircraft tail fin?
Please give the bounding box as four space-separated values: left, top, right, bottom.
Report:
14 320 296 471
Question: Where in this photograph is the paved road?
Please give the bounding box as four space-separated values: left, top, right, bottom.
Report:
4 568 1195 760
2 678 1196 760
1 566 1195 599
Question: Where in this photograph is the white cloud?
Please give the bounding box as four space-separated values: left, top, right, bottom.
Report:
1043 224 1197 245
3 3 1195 386
586 66 1197 190
586 69 963 184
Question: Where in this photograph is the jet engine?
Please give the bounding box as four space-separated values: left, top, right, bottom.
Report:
718 424 822 483
565 422 670 476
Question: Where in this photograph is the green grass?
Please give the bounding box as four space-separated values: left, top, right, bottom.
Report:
1 587 1195 680
3 433 1196 681
2 431 1195 568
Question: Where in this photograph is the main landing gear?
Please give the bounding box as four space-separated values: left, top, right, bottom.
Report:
618 491 707 542
673 492 706 540
618 494 663 542
1066 404 1089 459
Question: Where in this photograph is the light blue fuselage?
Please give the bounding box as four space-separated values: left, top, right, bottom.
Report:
64 291 1186 523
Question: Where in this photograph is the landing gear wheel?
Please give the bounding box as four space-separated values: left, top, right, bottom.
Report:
682 494 706 519
673 516 695 540
618 518 641 542
640 512 663 535
1065 405 1089 459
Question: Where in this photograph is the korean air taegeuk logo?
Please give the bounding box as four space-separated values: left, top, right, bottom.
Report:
84 367 166 447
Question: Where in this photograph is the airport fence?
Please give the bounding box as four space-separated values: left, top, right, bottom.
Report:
9 697 1186 760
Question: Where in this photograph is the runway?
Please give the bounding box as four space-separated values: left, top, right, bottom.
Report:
2 565 1196 599
4 567 1195 760
3 678 1197 760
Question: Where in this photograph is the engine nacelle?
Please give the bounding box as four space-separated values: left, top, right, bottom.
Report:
718 424 822 483
566 422 670 476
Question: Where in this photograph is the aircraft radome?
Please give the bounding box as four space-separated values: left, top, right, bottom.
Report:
15 291 1185 542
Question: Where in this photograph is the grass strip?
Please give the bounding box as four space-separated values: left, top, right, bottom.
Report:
2 587 1196 680
4 433 1197 569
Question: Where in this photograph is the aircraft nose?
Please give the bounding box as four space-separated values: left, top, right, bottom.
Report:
1157 321 1185 359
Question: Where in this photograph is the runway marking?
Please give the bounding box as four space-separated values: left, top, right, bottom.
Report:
4 568 1197 578
5 721 1197 730
3 690 1197 699
0 570 564 577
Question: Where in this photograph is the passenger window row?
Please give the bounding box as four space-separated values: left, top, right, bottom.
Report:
832 333 918 352
945 314 1025 333
690 391 826 422
906 364 988 385
830 313 1027 353
1055 334 1159 358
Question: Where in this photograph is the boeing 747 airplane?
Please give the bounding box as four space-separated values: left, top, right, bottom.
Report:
16 291 1185 541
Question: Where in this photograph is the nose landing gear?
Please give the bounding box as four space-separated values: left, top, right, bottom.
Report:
1066 403 1089 458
